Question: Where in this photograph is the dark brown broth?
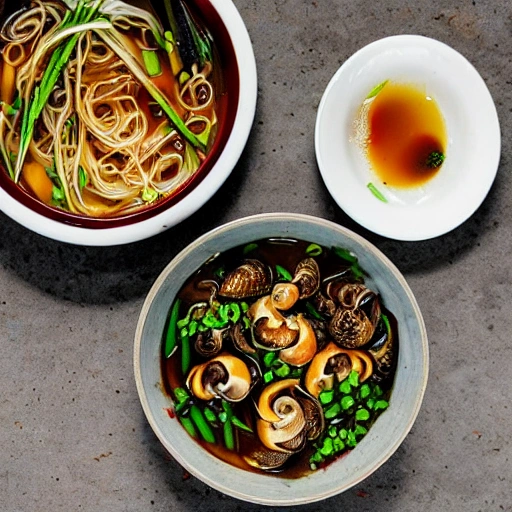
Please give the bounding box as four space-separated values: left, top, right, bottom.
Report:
161 238 398 477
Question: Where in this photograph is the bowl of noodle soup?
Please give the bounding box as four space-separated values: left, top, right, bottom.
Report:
134 213 429 505
0 0 256 245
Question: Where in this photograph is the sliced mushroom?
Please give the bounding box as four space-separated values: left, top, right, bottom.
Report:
219 259 273 299
256 379 323 454
292 258 320 299
186 353 252 402
279 314 317 366
305 342 373 397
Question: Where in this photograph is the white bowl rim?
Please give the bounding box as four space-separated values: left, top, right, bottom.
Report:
134 212 429 505
315 34 501 241
0 0 257 246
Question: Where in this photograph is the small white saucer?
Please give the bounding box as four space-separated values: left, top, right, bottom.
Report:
315 35 501 241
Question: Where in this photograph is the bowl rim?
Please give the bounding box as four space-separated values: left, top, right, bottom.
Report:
134 212 429 505
315 34 501 241
0 0 257 246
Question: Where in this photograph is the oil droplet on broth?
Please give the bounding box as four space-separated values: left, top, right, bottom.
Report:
362 82 447 188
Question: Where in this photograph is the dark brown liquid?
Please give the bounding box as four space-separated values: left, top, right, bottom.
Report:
161 239 398 478
366 82 447 188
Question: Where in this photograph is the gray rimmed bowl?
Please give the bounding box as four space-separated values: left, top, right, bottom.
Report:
134 213 428 505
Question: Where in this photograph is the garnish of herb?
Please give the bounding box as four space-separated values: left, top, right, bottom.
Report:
367 182 388 203
366 80 388 99
426 151 445 169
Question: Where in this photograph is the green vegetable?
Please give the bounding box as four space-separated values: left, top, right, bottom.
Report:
222 401 235 450
324 402 341 419
339 380 351 394
355 408 370 421
374 400 389 411
179 416 197 438
164 298 181 358
263 370 274 383
319 437 334 456
275 265 292 281
348 370 359 388
341 395 355 410
274 363 291 378
181 332 191 374
173 387 189 403
319 389 334 405
142 50 162 77
142 187 159 203
426 151 445 169
203 407 217 424
367 182 388 203
232 416 253 433
332 246 357 264
242 243 258 254
189 405 215 443
305 243 322 256
366 80 388 99
360 384 371 399
263 351 277 367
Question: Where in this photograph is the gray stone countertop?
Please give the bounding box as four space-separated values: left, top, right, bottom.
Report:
1 0 511 511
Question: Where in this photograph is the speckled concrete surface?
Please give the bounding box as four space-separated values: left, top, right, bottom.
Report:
1 0 511 511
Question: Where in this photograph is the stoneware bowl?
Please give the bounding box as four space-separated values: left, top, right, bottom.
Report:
0 0 257 246
134 213 429 506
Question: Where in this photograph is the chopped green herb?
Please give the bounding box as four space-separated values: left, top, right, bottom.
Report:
426 151 445 169
305 243 322 256
275 264 292 281
366 80 388 99
243 243 258 254
367 182 388 203
341 395 355 410
355 408 370 421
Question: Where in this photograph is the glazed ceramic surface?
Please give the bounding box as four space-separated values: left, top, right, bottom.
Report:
316 35 500 241
134 213 429 505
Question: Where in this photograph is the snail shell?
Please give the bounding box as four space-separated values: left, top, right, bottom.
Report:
219 259 273 299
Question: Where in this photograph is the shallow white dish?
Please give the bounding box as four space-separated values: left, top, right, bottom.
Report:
0 0 257 246
315 35 501 241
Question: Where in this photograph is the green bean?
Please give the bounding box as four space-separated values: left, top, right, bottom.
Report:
222 401 235 450
203 407 217 424
189 405 215 443
179 416 197 438
164 298 181 358
181 333 191 375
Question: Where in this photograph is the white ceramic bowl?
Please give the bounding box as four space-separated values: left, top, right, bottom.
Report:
0 0 257 246
315 35 501 241
134 213 429 505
